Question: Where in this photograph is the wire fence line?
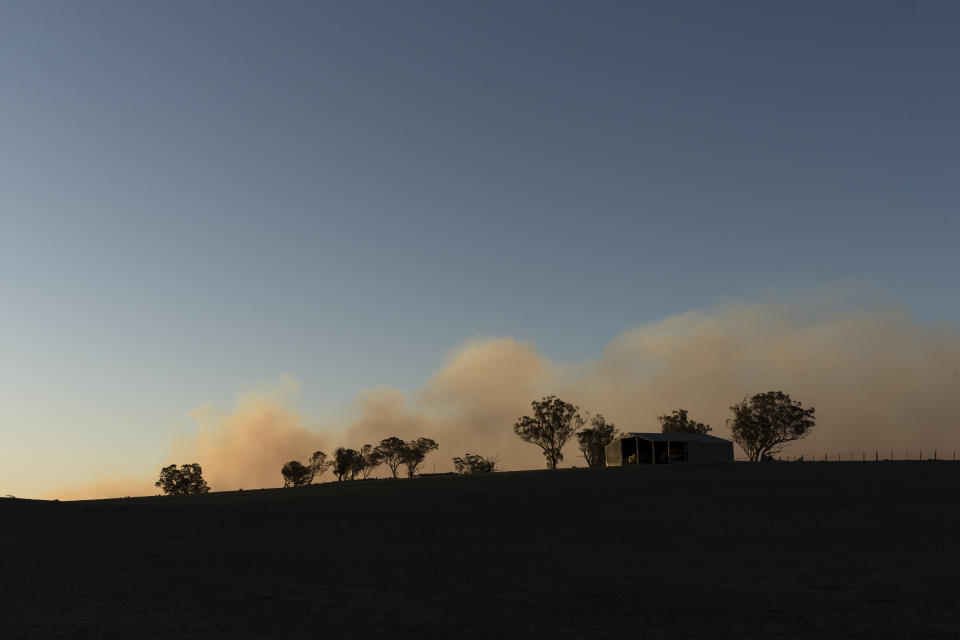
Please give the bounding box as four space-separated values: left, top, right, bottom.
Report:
734 450 958 463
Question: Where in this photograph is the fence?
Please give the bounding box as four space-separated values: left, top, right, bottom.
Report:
734 450 958 462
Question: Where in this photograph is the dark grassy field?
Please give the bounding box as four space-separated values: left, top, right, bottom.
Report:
3 462 959 639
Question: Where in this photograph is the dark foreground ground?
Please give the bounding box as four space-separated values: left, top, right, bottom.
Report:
2 463 959 639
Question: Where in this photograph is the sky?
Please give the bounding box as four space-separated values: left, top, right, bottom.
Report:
1 1 958 498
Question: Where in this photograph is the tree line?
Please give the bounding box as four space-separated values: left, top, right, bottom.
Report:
155 389 814 494
512 390 815 468
280 437 439 487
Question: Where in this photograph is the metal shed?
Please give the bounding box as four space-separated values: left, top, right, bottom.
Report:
605 432 734 466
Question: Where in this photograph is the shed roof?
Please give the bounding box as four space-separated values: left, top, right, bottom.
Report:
620 432 732 444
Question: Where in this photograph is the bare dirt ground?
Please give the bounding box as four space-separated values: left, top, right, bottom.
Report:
2 462 958 639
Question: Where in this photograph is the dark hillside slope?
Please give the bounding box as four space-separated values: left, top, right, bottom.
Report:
2 463 958 639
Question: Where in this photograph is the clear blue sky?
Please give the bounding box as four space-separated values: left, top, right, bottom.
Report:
1 1 958 492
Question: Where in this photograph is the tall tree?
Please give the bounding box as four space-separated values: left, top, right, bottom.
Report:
306 450 333 483
514 395 584 470
400 438 439 478
376 437 406 479
658 409 712 435
155 463 210 495
728 391 816 462
357 444 381 479
332 448 363 482
576 413 619 467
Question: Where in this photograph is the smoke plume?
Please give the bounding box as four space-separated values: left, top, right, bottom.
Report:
50 299 960 498
176 374 331 490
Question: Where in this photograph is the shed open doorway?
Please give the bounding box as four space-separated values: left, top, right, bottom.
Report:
606 433 732 466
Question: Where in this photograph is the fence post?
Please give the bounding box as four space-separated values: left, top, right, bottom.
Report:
875 451 878 462
934 450 937 461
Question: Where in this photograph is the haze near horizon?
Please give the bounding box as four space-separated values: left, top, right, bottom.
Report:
1 1 958 499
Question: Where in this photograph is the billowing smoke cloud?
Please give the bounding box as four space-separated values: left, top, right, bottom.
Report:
344 337 552 473
175 374 331 490
50 299 960 498
563 303 960 459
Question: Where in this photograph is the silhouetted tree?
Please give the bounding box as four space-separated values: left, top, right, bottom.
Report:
658 409 712 435
452 453 497 474
307 450 333 482
332 447 363 482
281 450 333 487
376 437 406 479
281 460 311 487
400 438 439 478
576 413 619 467
728 391 816 462
155 463 210 495
358 444 381 479
514 395 584 470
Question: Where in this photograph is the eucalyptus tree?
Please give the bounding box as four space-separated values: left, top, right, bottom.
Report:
514 395 584 470
729 391 816 462
156 463 210 495
576 413 618 467
658 409 711 435
400 438 439 478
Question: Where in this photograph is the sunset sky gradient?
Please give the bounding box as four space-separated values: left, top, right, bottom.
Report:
1 1 958 498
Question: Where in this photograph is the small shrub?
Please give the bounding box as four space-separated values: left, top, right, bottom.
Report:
452 453 497 474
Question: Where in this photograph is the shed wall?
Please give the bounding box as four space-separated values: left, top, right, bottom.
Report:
698 441 734 464
605 440 622 466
